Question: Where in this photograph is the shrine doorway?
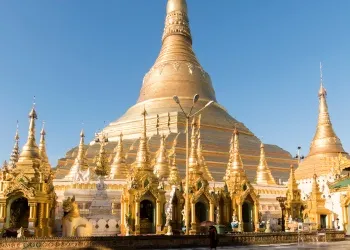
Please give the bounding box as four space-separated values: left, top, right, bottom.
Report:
242 195 254 232
140 199 155 234
195 200 208 223
6 196 29 229
171 195 180 229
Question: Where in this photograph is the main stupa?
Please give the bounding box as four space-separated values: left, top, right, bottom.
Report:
55 0 296 181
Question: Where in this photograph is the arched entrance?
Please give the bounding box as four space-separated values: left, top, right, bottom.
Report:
6 197 29 229
195 202 208 223
140 200 155 234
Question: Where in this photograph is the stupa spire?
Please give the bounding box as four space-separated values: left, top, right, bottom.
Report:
8 122 20 170
223 132 234 181
163 0 192 43
231 128 244 173
135 108 151 170
309 62 345 156
110 132 128 179
18 100 41 164
94 133 110 177
255 142 276 185
39 121 51 176
65 129 89 180
287 165 298 197
197 116 213 181
137 0 217 103
188 116 201 178
154 134 170 180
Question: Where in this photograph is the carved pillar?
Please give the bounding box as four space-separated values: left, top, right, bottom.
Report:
28 202 37 233
224 201 229 225
120 199 124 230
156 200 162 234
342 205 348 232
0 202 6 228
209 203 214 222
190 202 196 235
237 202 243 232
134 200 140 235
254 202 259 232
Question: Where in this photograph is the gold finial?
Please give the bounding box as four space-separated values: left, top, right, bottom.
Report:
154 134 170 180
319 62 327 97
15 120 19 141
110 132 128 179
168 153 180 186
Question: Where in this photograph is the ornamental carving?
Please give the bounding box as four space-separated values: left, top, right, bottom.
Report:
3 182 36 199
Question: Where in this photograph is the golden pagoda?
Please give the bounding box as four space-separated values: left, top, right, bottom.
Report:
303 174 332 229
295 64 350 179
55 0 296 182
0 105 56 237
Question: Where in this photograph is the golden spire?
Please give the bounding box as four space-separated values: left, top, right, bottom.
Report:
110 132 128 179
287 165 299 197
188 116 202 178
137 0 217 103
197 116 213 181
135 108 151 170
39 122 51 176
310 174 323 203
163 0 191 43
231 128 244 173
223 131 234 181
154 134 170 180
8 122 20 170
65 129 89 180
255 142 276 185
94 134 110 177
168 153 180 186
18 102 40 161
309 62 345 156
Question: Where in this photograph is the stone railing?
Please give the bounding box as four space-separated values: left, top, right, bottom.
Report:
54 218 121 236
0 231 345 249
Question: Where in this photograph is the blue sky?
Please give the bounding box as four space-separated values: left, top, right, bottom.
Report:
0 0 349 165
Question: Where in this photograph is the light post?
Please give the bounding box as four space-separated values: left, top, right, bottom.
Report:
294 146 305 164
276 196 287 232
173 94 214 235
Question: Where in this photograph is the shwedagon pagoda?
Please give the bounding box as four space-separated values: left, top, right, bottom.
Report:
0 0 350 239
